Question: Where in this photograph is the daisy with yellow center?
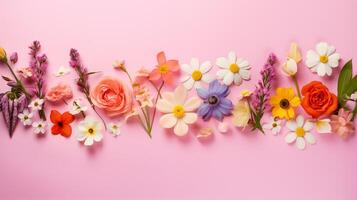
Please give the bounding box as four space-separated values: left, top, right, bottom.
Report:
285 115 316 150
305 42 340 77
216 51 250 86
76 117 103 146
181 58 214 90
270 88 301 120
156 85 201 136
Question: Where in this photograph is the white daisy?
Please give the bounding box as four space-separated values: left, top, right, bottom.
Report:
18 109 33 126
76 117 103 146
54 66 70 77
285 115 316 150
156 85 201 136
216 51 250 86
315 118 331 134
69 98 88 115
28 98 44 111
108 122 121 137
180 58 214 90
32 120 47 134
262 117 282 135
305 42 340 77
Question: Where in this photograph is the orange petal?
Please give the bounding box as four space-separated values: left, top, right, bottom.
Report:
157 51 166 65
301 81 322 96
163 72 175 85
167 60 180 72
62 112 75 124
50 110 62 123
61 124 72 137
51 125 61 135
149 68 161 81
324 93 338 116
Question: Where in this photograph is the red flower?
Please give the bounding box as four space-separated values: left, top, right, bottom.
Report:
50 110 75 137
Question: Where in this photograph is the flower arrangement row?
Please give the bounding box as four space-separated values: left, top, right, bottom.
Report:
0 41 356 150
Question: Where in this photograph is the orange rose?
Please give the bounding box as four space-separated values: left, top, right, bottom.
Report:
90 77 132 117
301 81 338 118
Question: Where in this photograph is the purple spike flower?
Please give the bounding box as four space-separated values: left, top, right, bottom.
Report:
250 53 277 132
196 80 233 121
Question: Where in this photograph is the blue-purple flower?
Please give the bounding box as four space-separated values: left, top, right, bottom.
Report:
196 80 233 121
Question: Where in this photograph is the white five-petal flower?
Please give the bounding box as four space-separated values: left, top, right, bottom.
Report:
76 117 103 146
285 115 316 150
32 120 47 134
54 66 70 77
262 117 282 135
18 109 33 126
305 42 340 77
156 85 201 136
28 98 44 111
216 51 250 86
69 98 88 115
108 122 121 137
181 58 214 90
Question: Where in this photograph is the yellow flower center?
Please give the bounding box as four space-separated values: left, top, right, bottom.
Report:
191 70 202 81
320 55 328 63
88 128 94 135
159 64 169 74
279 98 290 109
272 122 277 127
229 63 240 73
296 127 305 137
172 105 185 119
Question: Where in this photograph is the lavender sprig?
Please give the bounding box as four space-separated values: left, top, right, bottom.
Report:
250 53 277 133
69 48 107 129
28 41 47 120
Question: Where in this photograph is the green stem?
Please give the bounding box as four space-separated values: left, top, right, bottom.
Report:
292 75 302 100
148 81 164 135
5 62 30 99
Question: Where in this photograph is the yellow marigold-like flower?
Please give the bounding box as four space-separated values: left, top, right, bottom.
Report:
270 87 300 120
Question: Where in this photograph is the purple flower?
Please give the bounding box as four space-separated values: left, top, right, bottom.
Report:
10 52 18 64
0 93 27 137
196 80 233 121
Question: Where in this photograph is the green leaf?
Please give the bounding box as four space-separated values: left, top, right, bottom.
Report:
344 75 357 98
337 60 352 104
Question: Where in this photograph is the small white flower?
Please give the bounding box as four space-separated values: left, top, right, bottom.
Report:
315 118 331 134
216 51 250 86
76 117 103 146
18 109 33 126
180 58 214 90
350 92 357 101
69 98 88 115
54 66 70 77
32 120 47 134
285 115 316 150
262 117 282 135
305 42 340 77
108 123 121 136
28 98 44 111
218 122 229 133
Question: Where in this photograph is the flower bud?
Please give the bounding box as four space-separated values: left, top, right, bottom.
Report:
287 43 302 63
0 47 7 63
282 58 297 76
10 52 18 64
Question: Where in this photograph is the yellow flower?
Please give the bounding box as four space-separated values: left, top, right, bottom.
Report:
0 47 6 62
232 99 250 127
270 87 300 119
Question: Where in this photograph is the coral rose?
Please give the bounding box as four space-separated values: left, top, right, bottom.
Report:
46 83 73 102
90 77 132 117
301 81 338 118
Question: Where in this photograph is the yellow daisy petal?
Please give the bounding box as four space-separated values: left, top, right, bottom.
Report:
290 96 301 107
270 95 281 106
272 107 287 119
287 108 295 119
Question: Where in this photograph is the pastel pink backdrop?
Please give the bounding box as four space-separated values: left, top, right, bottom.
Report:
1 0 357 199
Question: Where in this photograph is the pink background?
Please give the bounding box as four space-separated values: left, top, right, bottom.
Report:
1 0 357 199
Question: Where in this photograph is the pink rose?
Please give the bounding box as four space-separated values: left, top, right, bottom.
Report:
46 83 73 102
90 77 132 117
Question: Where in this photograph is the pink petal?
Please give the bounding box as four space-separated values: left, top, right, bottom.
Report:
149 69 161 81
157 51 167 65
167 60 180 72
